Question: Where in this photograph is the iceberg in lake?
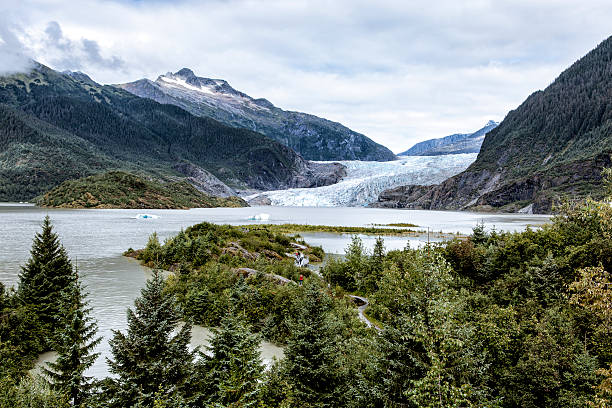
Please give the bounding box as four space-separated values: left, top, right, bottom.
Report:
134 214 159 219
247 154 477 207
247 213 271 221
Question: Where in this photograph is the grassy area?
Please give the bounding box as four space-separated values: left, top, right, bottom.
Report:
243 223 422 236
36 171 247 209
371 222 419 227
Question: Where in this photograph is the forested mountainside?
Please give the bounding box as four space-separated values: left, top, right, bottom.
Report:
375 35 612 213
0 64 344 202
37 171 247 209
399 120 498 156
119 69 397 161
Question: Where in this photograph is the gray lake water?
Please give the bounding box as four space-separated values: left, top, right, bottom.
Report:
0 203 550 378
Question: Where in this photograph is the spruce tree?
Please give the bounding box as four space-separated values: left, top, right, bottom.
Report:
204 311 263 407
106 270 195 407
283 282 341 407
44 269 101 407
17 216 75 332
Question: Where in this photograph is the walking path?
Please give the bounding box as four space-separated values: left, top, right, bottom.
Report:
349 295 382 331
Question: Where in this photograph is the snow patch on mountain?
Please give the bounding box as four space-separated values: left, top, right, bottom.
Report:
246 154 477 207
159 75 215 95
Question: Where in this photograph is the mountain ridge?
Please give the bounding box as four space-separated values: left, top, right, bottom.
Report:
118 69 397 161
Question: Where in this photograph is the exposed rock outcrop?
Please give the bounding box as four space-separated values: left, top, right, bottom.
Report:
173 162 236 197
373 154 612 214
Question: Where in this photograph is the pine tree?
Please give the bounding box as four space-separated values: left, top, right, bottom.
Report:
204 311 264 407
17 216 75 332
283 282 341 407
44 269 101 407
106 270 195 407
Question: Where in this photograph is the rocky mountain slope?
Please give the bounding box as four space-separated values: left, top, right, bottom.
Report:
375 35 612 214
399 120 498 156
118 69 396 161
0 63 344 202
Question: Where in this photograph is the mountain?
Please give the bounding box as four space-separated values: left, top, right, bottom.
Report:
374 36 612 214
0 63 345 202
118 69 396 161
399 120 498 156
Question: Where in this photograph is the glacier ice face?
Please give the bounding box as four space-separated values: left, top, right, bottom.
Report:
247 153 477 207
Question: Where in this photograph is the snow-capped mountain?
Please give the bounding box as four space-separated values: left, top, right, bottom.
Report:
246 154 477 207
399 120 498 156
118 69 396 161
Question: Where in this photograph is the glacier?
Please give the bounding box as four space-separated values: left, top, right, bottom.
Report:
246 153 477 207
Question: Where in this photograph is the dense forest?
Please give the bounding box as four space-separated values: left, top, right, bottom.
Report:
0 64 331 202
2 182 612 406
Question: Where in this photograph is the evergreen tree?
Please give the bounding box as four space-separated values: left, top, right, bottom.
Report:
364 237 385 293
204 310 263 407
44 269 101 407
471 220 487 245
283 282 341 407
106 271 195 407
17 216 75 333
346 236 366 292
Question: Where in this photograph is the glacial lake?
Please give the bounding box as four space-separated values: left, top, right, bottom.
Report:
0 204 550 378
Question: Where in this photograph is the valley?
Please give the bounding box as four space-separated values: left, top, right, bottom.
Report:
1 6 611 406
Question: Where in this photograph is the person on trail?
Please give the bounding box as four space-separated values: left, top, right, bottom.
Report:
296 251 303 266
299 274 304 286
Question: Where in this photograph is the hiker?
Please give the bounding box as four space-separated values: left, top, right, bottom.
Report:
299 274 304 286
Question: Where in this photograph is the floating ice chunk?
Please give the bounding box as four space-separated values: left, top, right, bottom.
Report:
135 214 159 219
247 213 270 221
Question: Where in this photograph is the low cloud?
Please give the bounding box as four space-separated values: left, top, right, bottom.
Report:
40 21 125 72
0 19 34 75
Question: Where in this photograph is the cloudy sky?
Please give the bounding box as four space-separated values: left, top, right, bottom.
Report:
1 0 611 153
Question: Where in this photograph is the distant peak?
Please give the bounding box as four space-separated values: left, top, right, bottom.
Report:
63 70 95 84
156 69 248 98
485 120 498 127
175 68 196 79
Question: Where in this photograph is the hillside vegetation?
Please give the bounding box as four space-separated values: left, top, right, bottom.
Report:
37 171 247 209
